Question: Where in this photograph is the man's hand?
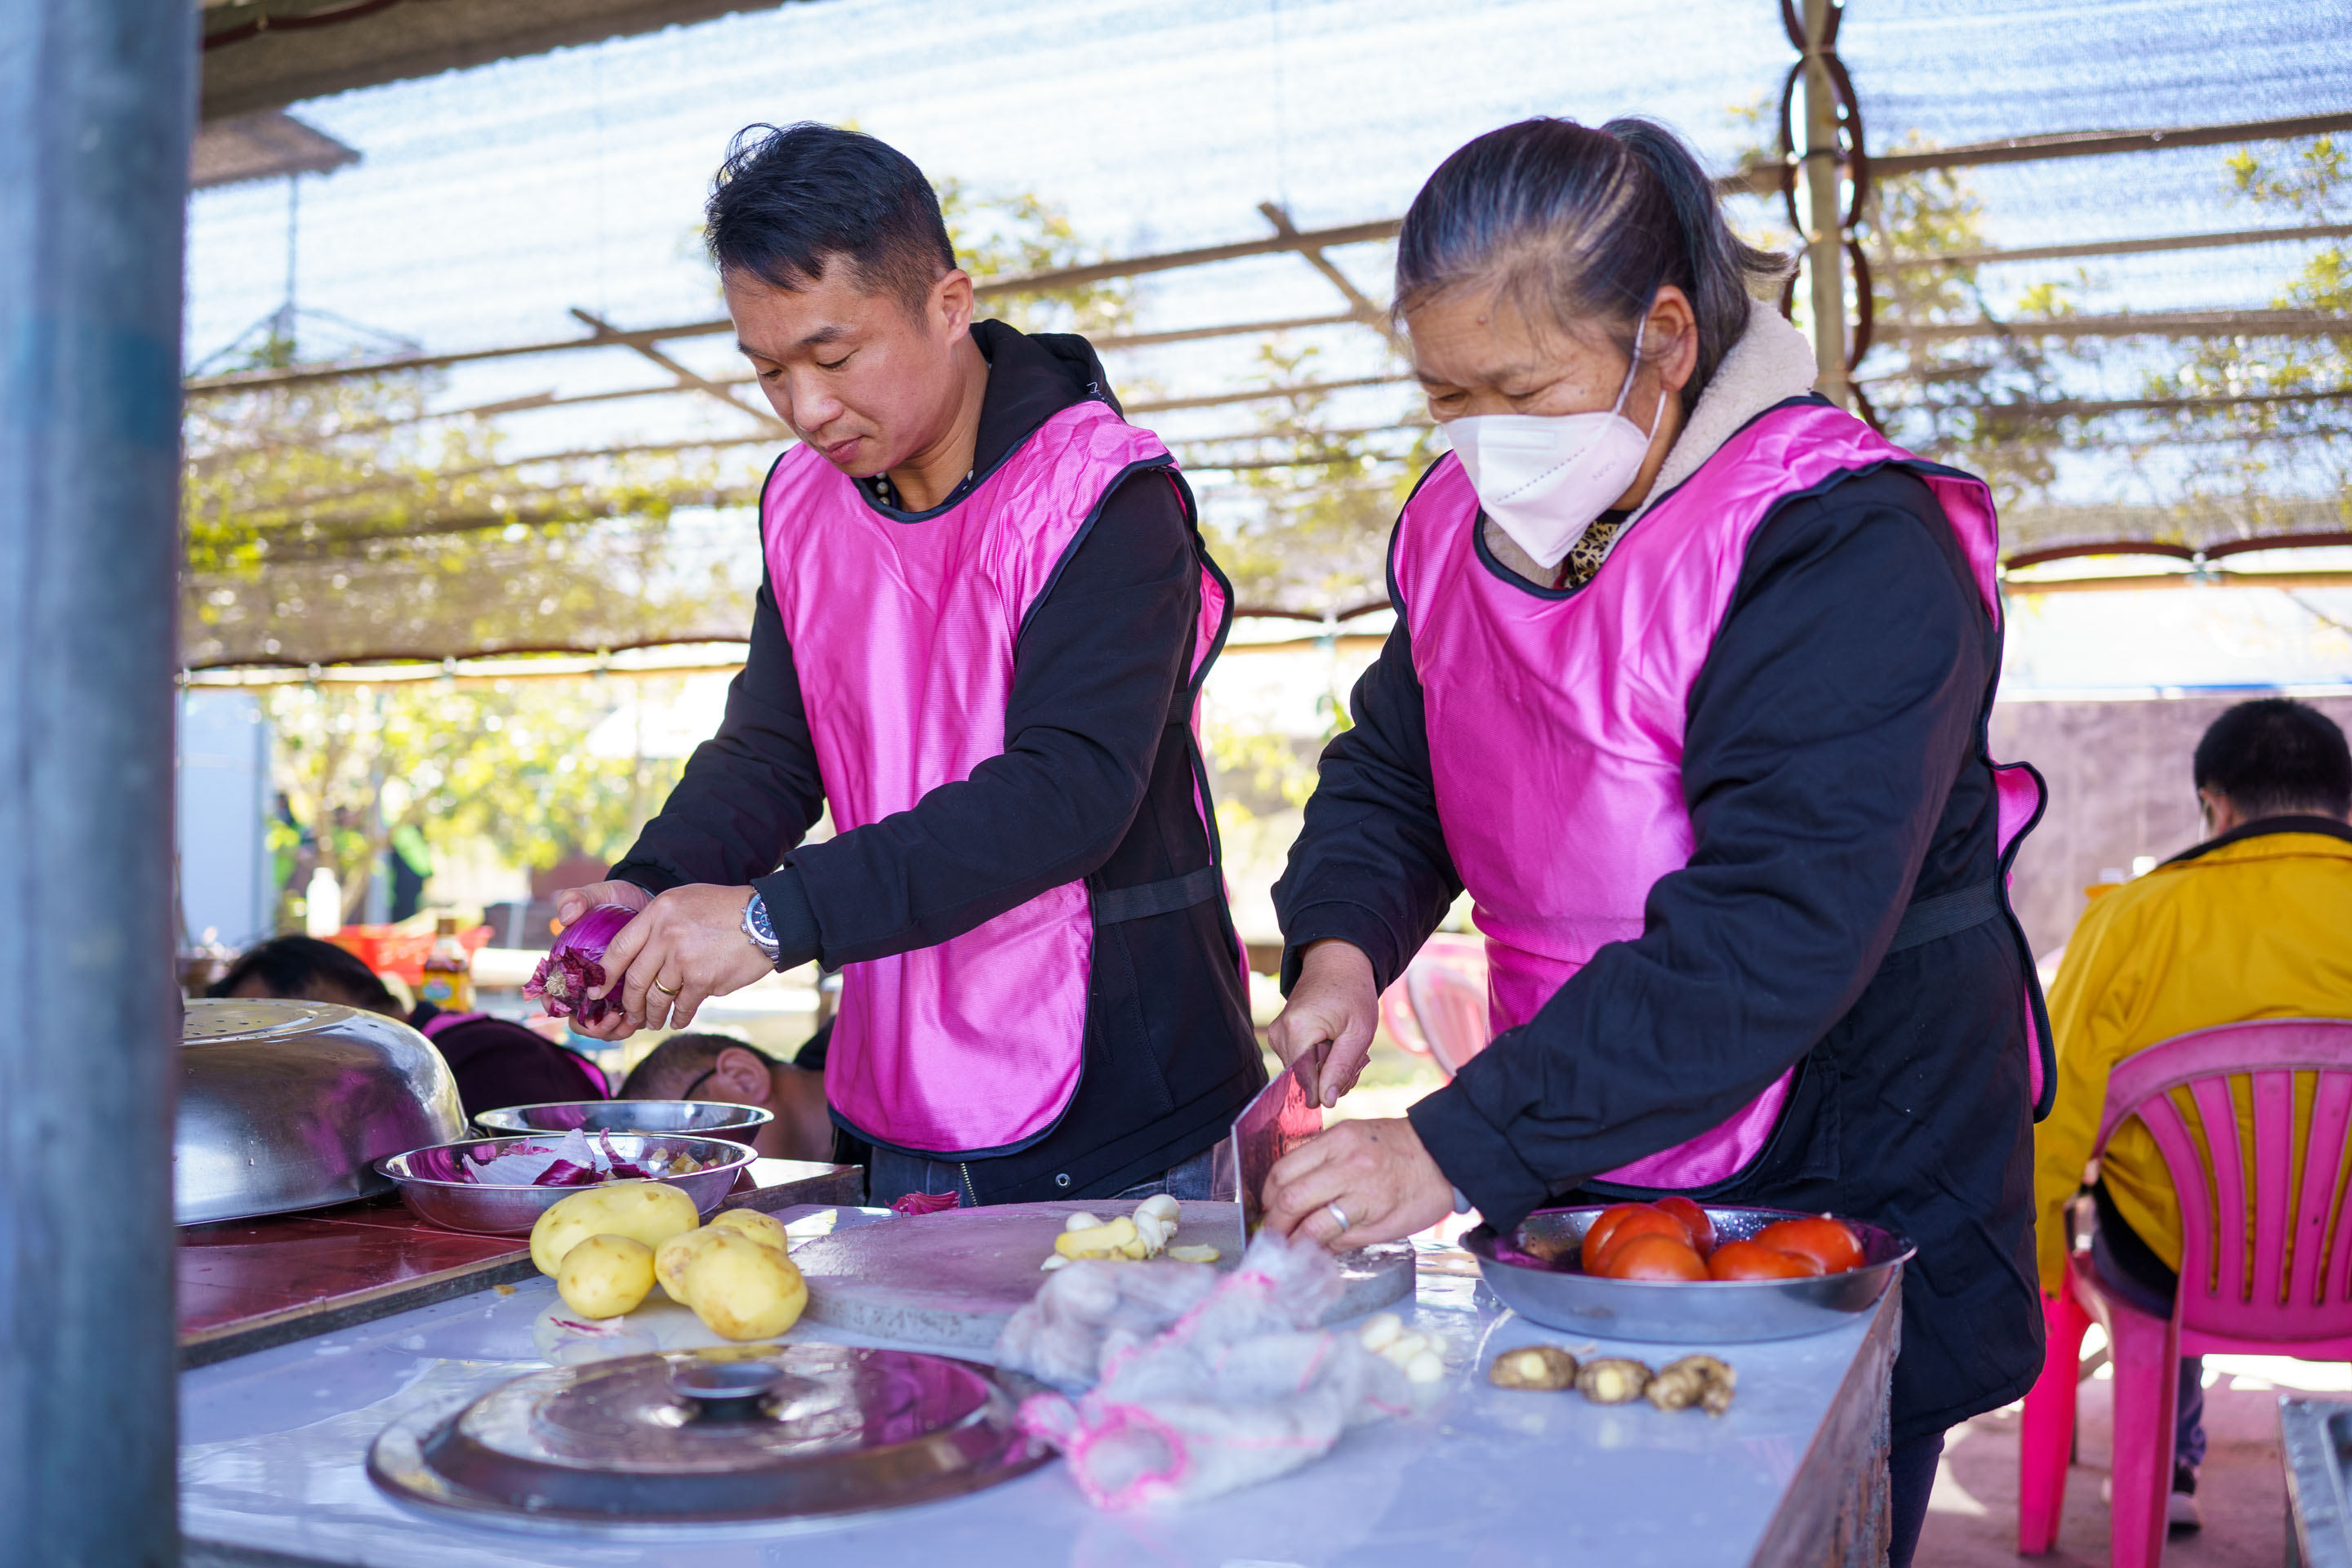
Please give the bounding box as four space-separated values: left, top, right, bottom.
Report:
1265 940 1379 1108
577 884 773 1038
552 880 651 930
1260 1117 1454 1250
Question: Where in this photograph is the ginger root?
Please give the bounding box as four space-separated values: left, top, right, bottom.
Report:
1574 1356 1654 1405
1646 1353 1737 1416
1487 1345 1581 1391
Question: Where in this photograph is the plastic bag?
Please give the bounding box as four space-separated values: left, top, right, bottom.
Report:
1006 1229 1413 1508
995 1254 1221 1392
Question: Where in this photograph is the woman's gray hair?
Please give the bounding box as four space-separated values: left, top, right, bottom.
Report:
1394 118 1793 412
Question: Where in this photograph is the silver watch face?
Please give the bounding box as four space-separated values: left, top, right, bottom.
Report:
743 894 781 960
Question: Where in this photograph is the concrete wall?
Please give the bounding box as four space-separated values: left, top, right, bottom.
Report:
1991 694 2352 960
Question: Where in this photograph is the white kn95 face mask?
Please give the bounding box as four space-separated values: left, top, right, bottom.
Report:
1445 318 1667 572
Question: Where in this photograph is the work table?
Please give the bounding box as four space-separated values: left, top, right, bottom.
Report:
179 1204 1899 1567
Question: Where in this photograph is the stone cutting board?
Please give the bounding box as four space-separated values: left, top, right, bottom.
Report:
788 1198 1413 1352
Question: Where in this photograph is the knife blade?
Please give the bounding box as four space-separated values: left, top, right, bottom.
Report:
1232 1054 1325 1237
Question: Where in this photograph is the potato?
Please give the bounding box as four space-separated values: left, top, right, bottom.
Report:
531 1181 702 1277
655 1226 724 1303
556 1233 656 1320
679 1232 807 1340
706 1207 790 1250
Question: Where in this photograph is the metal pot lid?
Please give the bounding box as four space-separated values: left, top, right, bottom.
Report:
181 997 344 1043
368 1345 1048 1533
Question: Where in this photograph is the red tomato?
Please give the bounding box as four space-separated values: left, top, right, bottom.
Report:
1599 1232 1709 1281
1707 1240 1825 1281
1579 1204 1660 1273
1654 1196 1716 1257
1590 1209 1691 1272
1753 1217 1866 1276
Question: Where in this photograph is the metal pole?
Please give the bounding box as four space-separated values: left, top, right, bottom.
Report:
0 0 194 1562
1800 0 1851 407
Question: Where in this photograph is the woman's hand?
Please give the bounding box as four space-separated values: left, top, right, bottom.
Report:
572 884 773 1038
1265 940 1379 1108
1260 1116 1454 1250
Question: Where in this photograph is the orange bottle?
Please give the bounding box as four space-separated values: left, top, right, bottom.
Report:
418 915 474 1011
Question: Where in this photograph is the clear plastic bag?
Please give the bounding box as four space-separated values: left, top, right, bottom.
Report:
994 1254 1221 1392
1006 1230 1413 1508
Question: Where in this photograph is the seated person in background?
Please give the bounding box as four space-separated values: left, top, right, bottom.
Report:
211 937 609 1119
2038 697 2352 1533
616 1029 838 1165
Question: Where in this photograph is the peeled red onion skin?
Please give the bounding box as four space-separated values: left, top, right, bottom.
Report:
524 902 639 1023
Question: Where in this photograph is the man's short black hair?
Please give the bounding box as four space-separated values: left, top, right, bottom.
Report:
618 1031 784 1100
2194 698 2352 821
208 935 402 1017
705 122 956 313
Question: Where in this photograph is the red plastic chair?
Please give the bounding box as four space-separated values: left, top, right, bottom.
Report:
2018 1018 2352 1566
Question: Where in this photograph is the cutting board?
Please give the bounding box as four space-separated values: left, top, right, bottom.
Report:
787 1199 1414 1352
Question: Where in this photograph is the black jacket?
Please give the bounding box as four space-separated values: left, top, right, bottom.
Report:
1276 441 2047 1443
612 321 1263 1201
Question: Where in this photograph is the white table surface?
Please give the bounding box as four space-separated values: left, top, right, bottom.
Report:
180 1206 1886 1567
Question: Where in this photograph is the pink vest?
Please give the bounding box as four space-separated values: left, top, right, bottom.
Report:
1393 400 2046 1192
762 402 1227 1155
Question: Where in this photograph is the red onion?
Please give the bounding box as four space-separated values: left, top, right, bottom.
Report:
524 903 638 1025
892 1191 961 1216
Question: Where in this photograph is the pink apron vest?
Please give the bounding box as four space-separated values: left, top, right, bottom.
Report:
1393 399 2048 1192
762 401 1227 1155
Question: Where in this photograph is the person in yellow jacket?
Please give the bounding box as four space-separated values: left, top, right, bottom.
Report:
2037 697 2352 1531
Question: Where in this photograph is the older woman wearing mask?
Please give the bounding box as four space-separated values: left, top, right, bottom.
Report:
1258 117 2053 1566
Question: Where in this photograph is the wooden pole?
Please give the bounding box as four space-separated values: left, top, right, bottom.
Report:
1801 0 1850 406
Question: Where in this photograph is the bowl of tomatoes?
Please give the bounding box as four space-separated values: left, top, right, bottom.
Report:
1462 1203 1914 1343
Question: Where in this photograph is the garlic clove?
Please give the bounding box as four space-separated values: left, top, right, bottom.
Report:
1404 1350 1446 1383
1064 1212 1105 1233
1040 1254 1070 1271
1358 1312 1404 1352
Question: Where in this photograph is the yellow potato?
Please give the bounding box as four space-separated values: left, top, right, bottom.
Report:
556 1233 656 1320
679 1232 807 1341
1054 1217 1139 1259
655 1225 726 1303
706 1207 790 1250
529 1181 701 1277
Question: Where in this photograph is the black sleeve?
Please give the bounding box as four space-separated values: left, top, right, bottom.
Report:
768 467 1200 968
1407 471 1993 1226
1270 616 1463 993
608 578 826 895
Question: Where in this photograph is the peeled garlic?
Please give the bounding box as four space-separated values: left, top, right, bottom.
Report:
1135 1193 1181 1227
1133 1212 1169 1251
1064 1212 1105 1233
1040 1254 1071 1272
1403 1350 1446 1383
1358 1312 1403 1353
1385 1333 1428 1363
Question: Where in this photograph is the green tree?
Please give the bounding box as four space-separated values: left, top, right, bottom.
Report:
266 676 688 924
2141 137 2351 537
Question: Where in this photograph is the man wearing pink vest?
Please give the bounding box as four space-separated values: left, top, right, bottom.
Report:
555 124 1263 1207
1258 119 2052 1568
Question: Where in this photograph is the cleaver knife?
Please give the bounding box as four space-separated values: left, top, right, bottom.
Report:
1232 1054 1325 1237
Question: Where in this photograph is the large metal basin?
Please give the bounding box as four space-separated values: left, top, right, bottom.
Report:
176 999 466 1225
1463 1205 1913 1343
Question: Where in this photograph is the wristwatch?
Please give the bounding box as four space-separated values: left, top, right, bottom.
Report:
741 891 783 969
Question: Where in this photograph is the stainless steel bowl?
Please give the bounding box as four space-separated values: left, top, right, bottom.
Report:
472 1099 773 1142
1463 1205 1914 1344
376 1133 758 1235
177 999 467 1226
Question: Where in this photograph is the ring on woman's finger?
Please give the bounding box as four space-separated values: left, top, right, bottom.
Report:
1326 1203 1350 1235
653 976 682 996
